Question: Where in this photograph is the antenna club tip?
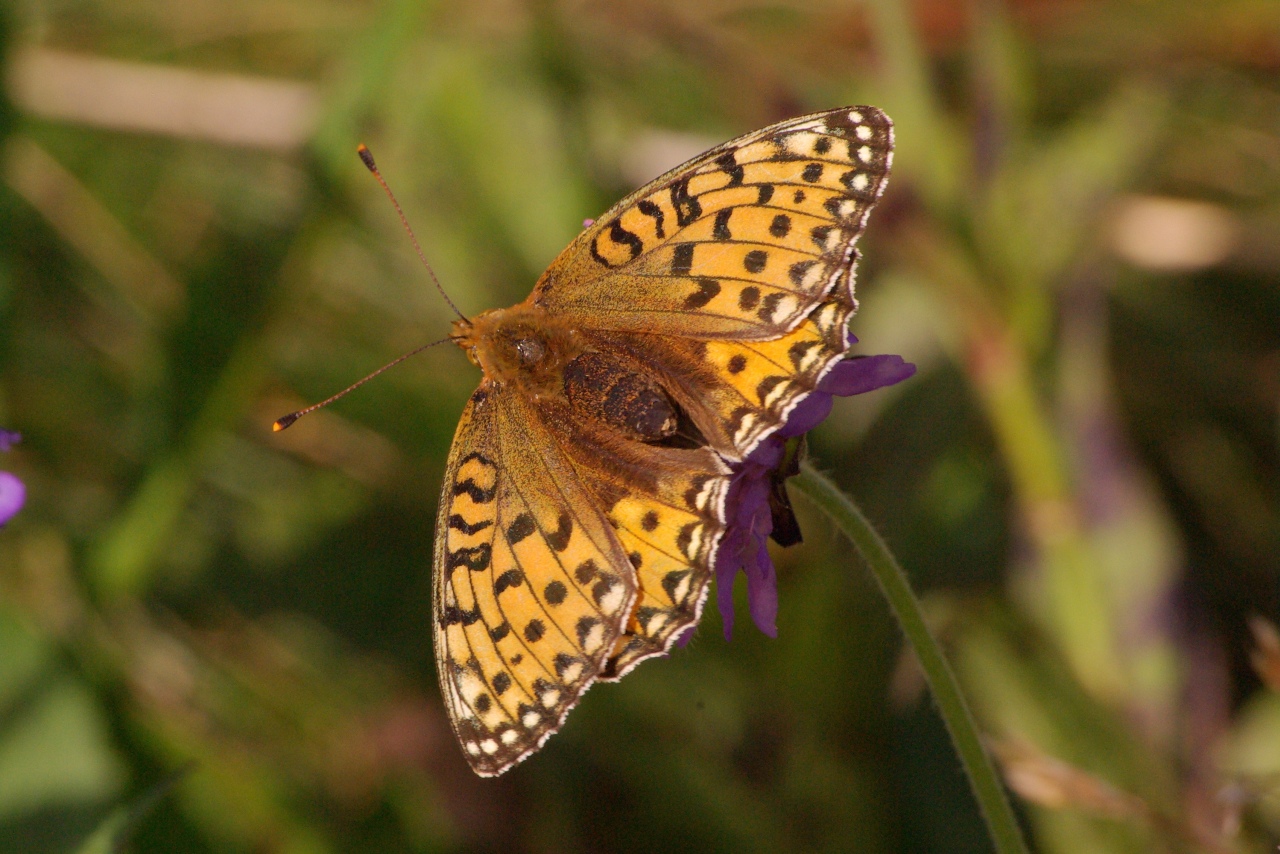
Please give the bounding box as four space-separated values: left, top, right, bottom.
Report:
273 413 301 432
357 144 377 172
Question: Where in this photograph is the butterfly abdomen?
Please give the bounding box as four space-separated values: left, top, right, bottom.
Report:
563 351 677 442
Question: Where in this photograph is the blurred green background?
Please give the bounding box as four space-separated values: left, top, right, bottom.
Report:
2 0 1279 851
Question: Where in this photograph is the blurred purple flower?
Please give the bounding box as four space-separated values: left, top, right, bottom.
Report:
1 430 25 526
715 343 916 638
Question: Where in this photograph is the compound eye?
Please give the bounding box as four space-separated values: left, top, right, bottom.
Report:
515 337 546 364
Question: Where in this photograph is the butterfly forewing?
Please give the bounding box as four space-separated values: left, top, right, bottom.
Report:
434 388 638 775
531 107 893 339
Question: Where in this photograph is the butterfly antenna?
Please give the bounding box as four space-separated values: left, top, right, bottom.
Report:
357 144 469 325
272 336 453 431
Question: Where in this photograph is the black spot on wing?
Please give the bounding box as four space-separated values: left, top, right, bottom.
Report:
494 569 524 594
671 177 702 227
757 292 784 323
453 478 496 504
589 218 644 268
440 605 482 627
507 513 535 544
637 199 665 238
671 243 695 275
547 512 573 552
544 580 567 605
448 544 492 572
712 208 733 241
449 514 492 535
715 151 744 186
574 559 597 583
608 219 643 257
684 278 720 309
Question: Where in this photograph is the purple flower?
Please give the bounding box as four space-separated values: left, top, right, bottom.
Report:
0 430 25 526
714 342 916 638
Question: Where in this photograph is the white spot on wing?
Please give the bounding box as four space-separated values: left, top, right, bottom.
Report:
598 583 626 615
797 344 823 372
763 378 791 408
672 572 692 601
684 528 703 561
644 612 670 634
801 264 825 288
581 622 605 653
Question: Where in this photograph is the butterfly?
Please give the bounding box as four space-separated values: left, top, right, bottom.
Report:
435 106 894 775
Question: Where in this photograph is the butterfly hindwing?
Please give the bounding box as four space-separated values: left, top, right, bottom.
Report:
531 107 892 340
537 399 732 680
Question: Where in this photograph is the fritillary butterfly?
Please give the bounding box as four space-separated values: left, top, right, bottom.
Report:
435 107 894 775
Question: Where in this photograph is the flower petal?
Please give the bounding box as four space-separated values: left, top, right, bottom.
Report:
817 355 916 397
0 472 25 525
777 393 834 438
746 539 779 637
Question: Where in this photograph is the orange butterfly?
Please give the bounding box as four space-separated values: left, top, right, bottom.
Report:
432 107 899 775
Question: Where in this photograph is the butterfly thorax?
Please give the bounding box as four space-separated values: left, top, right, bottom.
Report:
453 306 678 443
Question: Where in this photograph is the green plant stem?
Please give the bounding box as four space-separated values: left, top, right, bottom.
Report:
792 463 1030 854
